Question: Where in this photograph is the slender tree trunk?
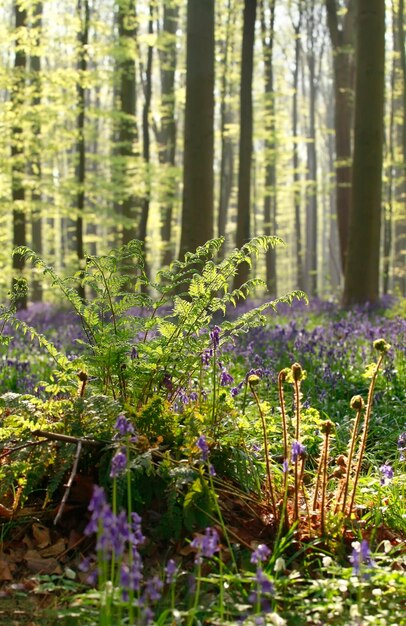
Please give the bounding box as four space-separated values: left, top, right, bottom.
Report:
305 0 318 297
233 0 257 290
292 2 305 292
343 0 385 305
261 0 277 296
30 0 43 302
11 1 27 310
139 1 153 247
157 0 179 266
116 0 139 247
218 0 235 254
383 13 396 295
394 0 406 294
179 0 215 259
75 0 89 300
325 0 355 274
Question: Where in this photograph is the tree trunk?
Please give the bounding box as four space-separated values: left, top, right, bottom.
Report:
179 0 215 259
292 2 305 292
157 0 179 266
11 1 27 310
305 0 318 297
343 0 385 305
233 0 257 290
325 0 355 274
139 0 153 247
116 0 139 247
30 0 43 302
394 0 406 294
75 0 89 300
218 0 235 256
261 0 277 296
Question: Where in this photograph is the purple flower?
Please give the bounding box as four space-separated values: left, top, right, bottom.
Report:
144 575 163 602
110 449 127 478
130 346 138 359
196 435 209 461
282 459 289 473
114 414 134 436
398 431 406 461
255 567 274 594
380 463 394 485
251 543 271 565
291 440 306 463
191 527 220 563
220 367 234 386
246 368 264 382
209 463 216 477
210 325 221 349
350 540 375 576
201 348 213 366
165 559 177 584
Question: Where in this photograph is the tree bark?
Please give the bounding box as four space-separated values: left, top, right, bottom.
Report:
325 0 355 274
394 0 406 294
261 0 277 296
116 0 139 247
75 0 89 300
292 1 305 292
233 0 257 290
343 0 385 305
157 0 179 266
179 0 215 259
304 0 318 297
11 1 27 310
218 0 236 257
30 0 43 302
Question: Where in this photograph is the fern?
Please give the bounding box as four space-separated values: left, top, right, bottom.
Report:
10 236 305 409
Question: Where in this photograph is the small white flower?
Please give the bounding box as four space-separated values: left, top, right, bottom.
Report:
322 556 333 567
382 540 392 553
274 557 286 572
351 540 361 551
350 604 360 619
268 613 287 626
372 588 383 597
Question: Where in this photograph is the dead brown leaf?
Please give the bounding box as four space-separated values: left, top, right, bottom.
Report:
32 523 51 549
0 559 13 581
40 537 66 558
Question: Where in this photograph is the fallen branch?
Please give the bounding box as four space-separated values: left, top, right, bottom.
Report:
31 430 106 448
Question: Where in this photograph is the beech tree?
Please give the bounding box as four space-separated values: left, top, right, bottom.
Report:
179 0 215 259
11 1 27 310
233 0 257 290
325 0 355 273
343 0 385 305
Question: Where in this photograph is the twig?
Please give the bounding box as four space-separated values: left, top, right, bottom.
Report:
0 439 47 461
32 429 105 448
54 441 83 526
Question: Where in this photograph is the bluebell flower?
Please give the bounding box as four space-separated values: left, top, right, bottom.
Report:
191 527 220 563
196 435 209 461
220 367 234 386
251 543 271 565
291 440 306 463
165 559 177 584
350 539 375 576
201 348 213 366
110 449 127 478
114 414 134 436
210 325 221 349
380 463 394 485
